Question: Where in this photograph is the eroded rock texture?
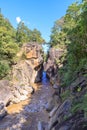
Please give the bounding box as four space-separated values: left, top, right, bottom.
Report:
46 74 87 130
44 48 64 84
0 43 43 106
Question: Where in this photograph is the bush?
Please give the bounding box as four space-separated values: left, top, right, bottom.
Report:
0 61 10 79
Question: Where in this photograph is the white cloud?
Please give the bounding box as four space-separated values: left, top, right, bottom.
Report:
16 17 21 23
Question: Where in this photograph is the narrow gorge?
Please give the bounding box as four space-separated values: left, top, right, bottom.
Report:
0 42 54 130
0 1 87 130
0 42 87 130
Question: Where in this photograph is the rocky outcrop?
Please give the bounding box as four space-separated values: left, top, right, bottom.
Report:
10 43 43 103
44 48 64 84
0 43 43 106
0 103 7 120
46 74 87 130
0 80 12 106
45 48 87 130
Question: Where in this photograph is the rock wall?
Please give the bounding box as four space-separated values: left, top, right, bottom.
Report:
0 43 43 109
44 47 87 130
44 48 64 84
45 74 87 130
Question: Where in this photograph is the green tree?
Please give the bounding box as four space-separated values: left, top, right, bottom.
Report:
31 28 45 43
16 21 32 45
50 1 87 86
50 17 66 47
16 22 45 45
0 13 19 78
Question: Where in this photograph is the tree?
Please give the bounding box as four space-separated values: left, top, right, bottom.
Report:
50 17 66 47
16 22 45 45
50 1 87 86
31 28 45 43
0 13 19 78
16 21 32 45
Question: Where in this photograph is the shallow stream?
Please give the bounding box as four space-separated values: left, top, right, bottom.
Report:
0 72 54 130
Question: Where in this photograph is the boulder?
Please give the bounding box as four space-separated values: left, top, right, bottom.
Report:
48 99 71 130
0 103 7 120
44 48 64 83
12 43 43 84
51 110 87 130
45 98 55 112
45 94 61 112
0 80 12 106
10 43 43 103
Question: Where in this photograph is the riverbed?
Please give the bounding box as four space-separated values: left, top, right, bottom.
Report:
0 72 54 130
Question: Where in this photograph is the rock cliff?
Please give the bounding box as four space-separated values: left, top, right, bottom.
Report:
0 43 43 108
45 74 87 130
45 48 87 130
44 48 64 84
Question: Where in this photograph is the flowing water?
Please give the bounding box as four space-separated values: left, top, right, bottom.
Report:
0 72 54 130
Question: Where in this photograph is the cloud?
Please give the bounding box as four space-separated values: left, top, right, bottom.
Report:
16 17 21 23
16 17 30 26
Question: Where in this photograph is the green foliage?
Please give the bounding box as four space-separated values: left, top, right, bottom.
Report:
0 13 45 79
0 13 19 78
71 101 81 113
16 22 31 45
16 22 45 46
50 1 87 86
0 61 10 79
50 17 68 48
61 89 70 101
31 28 45 43
71 93 87 117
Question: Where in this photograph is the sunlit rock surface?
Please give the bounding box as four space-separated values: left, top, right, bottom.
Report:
0 43 43 106
11 43 43 103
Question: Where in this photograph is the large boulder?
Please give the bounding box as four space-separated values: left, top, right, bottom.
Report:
48 99 71 130
51 110 87 130
0 103 7 120
0 80 12 106
44 48 64 81
11 43 43 103
0 43 43 104
47 73 87 130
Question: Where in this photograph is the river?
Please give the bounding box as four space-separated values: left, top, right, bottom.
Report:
0 72 54 130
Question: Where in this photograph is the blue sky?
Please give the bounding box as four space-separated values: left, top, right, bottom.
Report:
0 0 76 42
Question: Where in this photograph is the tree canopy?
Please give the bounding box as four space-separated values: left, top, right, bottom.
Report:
16 22 45 46
50 0 87 86
0 13 45 79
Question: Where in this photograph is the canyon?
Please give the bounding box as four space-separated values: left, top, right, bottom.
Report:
0 43 87 130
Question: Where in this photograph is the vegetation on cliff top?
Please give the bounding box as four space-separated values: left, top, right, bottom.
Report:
50 0 87 121
0 13 45 79
50 0 87 86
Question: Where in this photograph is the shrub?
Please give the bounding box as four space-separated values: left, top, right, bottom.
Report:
0 61 10 79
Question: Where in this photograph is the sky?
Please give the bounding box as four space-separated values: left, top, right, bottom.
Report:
0 0 76 42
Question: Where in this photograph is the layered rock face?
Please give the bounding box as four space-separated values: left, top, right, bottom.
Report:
0 80 12 106
46 75 87 130
0 43 43 107
44 47 87 130
44 48 64 84
12 43 43 83
11 43 43 103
